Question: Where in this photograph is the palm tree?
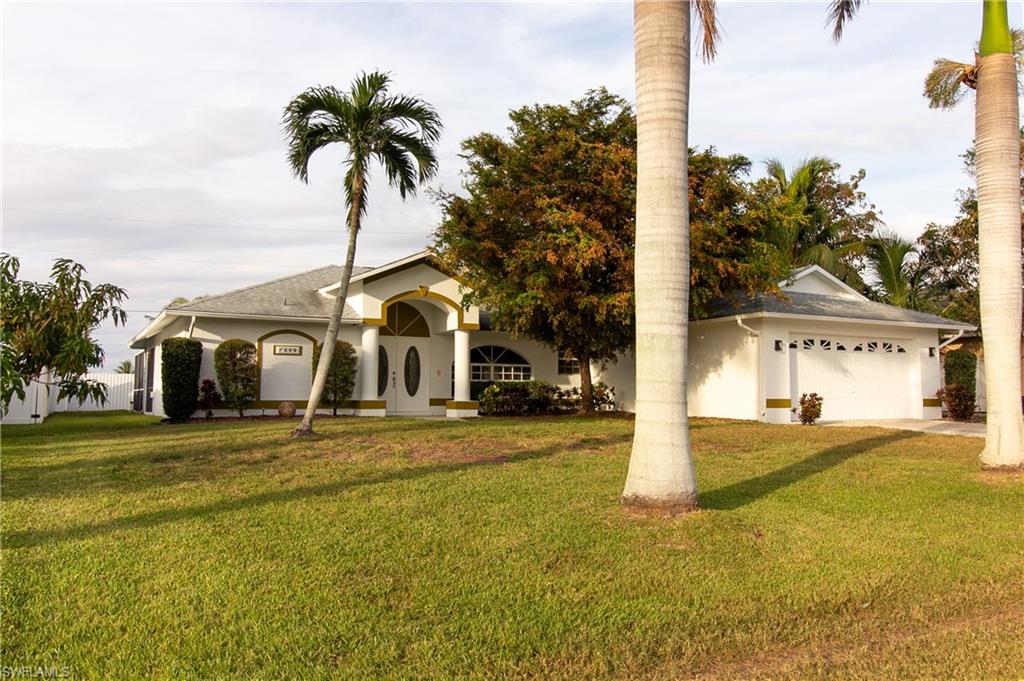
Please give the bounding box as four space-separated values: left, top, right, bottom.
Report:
283 72 442 437
114 360 133 374
831 0 1023 467
863 231 931 310
621 0 718 510
763 156 867 286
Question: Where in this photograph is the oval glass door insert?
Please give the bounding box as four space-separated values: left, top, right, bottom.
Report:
377 346 389 397
404 346 421 396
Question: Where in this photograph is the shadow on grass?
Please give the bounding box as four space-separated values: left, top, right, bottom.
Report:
5 432 631 549
700 431 918 511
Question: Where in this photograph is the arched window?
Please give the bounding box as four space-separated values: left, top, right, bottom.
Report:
470 345 532 382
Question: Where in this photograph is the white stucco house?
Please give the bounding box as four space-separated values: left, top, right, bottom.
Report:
129 251 972 422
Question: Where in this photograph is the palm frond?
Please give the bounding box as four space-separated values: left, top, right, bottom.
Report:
692 0 720 63
923 58 976 110
763 158 788 189
826 0 864 42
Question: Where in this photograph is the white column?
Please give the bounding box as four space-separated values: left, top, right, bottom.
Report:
453 329 470 402
359 326 381 414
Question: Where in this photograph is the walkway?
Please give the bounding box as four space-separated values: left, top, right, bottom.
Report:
822 419 984 438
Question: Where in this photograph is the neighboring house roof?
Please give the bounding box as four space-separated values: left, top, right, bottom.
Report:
172 265 371 320
705 290 975 330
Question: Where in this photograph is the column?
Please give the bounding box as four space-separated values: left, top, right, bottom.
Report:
356 325 385 417
447 329 478 417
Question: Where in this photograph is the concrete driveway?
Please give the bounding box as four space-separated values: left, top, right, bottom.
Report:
822 419 984 438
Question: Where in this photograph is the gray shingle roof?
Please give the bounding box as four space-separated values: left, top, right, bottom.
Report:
171 265 372 320
706 290 974 329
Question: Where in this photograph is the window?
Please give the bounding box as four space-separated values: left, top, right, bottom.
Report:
557 350 580 375
469 345 532 382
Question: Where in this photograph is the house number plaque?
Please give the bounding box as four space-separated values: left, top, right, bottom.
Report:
273 344 303 356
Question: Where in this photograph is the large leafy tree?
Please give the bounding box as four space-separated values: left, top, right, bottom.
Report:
0 254 127 412
283 71 441 436
755 157 880 287
433 89 637 413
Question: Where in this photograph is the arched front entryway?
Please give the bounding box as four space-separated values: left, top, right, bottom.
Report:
377 301 431 415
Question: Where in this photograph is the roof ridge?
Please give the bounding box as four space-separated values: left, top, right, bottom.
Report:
175 264 342 310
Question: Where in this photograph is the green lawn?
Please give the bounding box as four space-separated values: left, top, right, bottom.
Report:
3 412 1023 679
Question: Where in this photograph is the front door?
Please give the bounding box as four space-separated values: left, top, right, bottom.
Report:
381 336 430 415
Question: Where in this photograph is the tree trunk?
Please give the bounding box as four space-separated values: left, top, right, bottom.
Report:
579 355 594 414
293 176 364 437
621 0 699 510
975 28 1024 467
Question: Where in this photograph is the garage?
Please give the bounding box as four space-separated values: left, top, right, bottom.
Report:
789 335 914 421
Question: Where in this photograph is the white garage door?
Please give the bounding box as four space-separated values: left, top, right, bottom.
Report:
790 336 914 421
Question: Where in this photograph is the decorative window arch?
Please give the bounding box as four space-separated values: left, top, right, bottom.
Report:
470 345 532 382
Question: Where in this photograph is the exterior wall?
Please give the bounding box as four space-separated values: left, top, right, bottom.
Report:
467 330 579 390
769 318 942 421
687 319 762 420
360 263 480 331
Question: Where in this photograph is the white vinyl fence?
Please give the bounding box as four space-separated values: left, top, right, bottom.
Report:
2 371 134 425
49 372 134 413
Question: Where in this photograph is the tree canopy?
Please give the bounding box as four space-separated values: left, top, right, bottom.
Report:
0 254 127 412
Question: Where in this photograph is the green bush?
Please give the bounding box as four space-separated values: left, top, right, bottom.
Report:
214 339 257 416
937 383 975 420
554 382 616 412
311 341 358 415
944 349 977 398
479 380 557 416
161 337 203 422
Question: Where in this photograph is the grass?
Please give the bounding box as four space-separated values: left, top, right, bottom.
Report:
2 411 1023 679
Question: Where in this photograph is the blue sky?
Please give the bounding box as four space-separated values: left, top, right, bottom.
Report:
2 1 1021 368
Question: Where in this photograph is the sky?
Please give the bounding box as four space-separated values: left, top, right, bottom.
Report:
2 0 1022 370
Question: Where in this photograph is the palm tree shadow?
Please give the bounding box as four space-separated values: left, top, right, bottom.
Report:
700 431 918 511
6 433 631 550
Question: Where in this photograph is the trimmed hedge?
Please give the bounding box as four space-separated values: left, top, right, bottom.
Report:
476 380 616 416
161 337 203 422
311 341 358 415
215 339 257 416
944 349 977 398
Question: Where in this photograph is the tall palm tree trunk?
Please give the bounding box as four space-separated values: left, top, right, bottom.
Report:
293 179 364 437
621 0 699 509
975 11 1024 467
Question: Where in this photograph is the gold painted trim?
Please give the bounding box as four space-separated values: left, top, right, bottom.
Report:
362 289 478 331
765 398 792 409
429 397 451 407
252 399 384 410
350 400 387 409
445 400 479 410
923 398 942 408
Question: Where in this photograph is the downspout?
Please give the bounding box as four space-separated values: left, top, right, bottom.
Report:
736 317 765 419
938 329 965 350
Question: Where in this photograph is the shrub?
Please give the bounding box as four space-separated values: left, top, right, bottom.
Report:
311 341 358 416
197 379 222 418
214 339 257 417
937 383 975 420
798 393 824 425
161 337 203 422
554 382 616 412
479 380 557 416
944 349 977 398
